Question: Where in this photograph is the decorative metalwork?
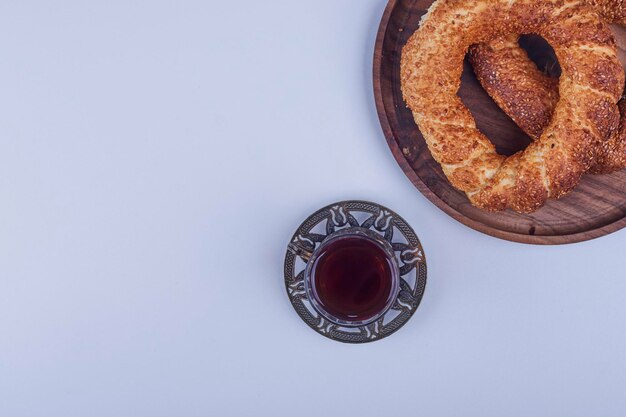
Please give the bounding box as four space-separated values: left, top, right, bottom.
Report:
284 200 427 343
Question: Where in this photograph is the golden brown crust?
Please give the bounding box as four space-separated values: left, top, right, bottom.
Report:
468 0 626 174
596 99 626 172
401 0 624 213
468 35 560 140
589 0 626 24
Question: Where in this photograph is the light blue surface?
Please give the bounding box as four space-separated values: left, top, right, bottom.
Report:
1 1 626 416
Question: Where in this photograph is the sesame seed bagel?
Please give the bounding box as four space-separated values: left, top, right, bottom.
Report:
589 0 626 24
468 0 626 174
401 0 625 212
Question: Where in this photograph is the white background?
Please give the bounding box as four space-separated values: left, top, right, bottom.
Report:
1 1 626 416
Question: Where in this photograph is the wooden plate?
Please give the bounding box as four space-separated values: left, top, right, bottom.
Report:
373 0 626 244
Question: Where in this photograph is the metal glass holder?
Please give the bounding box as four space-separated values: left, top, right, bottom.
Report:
284 200 427 343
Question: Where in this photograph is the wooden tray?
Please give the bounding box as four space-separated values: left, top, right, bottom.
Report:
373 0 626 244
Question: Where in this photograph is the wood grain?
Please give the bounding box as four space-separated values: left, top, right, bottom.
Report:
373 0 626 244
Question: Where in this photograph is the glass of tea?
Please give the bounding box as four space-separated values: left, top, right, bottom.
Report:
304 228 400 326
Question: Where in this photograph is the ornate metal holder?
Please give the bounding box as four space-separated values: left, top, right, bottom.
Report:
284 200 427 343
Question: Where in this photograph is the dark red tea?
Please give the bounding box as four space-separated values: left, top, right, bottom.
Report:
310 236 395 322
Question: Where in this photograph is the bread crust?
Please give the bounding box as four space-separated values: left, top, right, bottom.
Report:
401 0 625 212
468 0 626 174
